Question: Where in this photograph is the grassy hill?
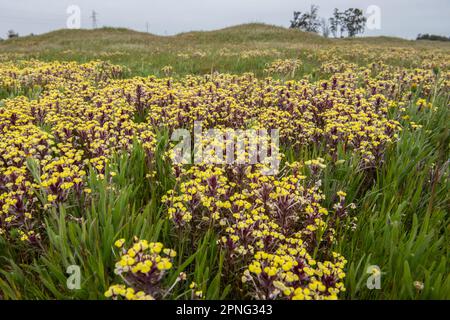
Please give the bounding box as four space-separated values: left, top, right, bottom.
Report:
0 23 449 77
1 23 328 48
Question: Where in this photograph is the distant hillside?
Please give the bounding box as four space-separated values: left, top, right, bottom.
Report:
2 23 441 52
1 23 448 77
0 23 332 50
176 23 330 44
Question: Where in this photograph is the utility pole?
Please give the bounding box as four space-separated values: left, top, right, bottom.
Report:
90 10 98 29
146 22 149 33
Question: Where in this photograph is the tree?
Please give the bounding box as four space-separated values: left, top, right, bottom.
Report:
417 33 450 42
343 8 366 37
329 8 345 38
290 6 366 38
290 5 321 33
7 30 19 39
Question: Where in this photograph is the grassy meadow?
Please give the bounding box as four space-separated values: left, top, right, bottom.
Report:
0 24 448 300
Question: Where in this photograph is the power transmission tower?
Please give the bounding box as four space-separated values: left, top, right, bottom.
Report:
90 10 98 29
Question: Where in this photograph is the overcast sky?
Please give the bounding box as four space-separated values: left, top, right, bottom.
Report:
0 0 449 39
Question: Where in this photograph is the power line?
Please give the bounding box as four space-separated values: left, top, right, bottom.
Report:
90 10 98 29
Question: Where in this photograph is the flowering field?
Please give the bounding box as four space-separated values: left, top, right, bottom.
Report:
0 26 449 300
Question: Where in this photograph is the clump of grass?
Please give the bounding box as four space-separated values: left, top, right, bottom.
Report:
333 96 449 299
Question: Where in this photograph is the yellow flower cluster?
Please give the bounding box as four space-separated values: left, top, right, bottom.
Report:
114 239 175 274
163 160 345 299
243 250 346 300
313 45 450 72
264 59 302 77
106 239 176 300
104 284 154 300
218 48 281 59
0 61 156 241
0 59 123 93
